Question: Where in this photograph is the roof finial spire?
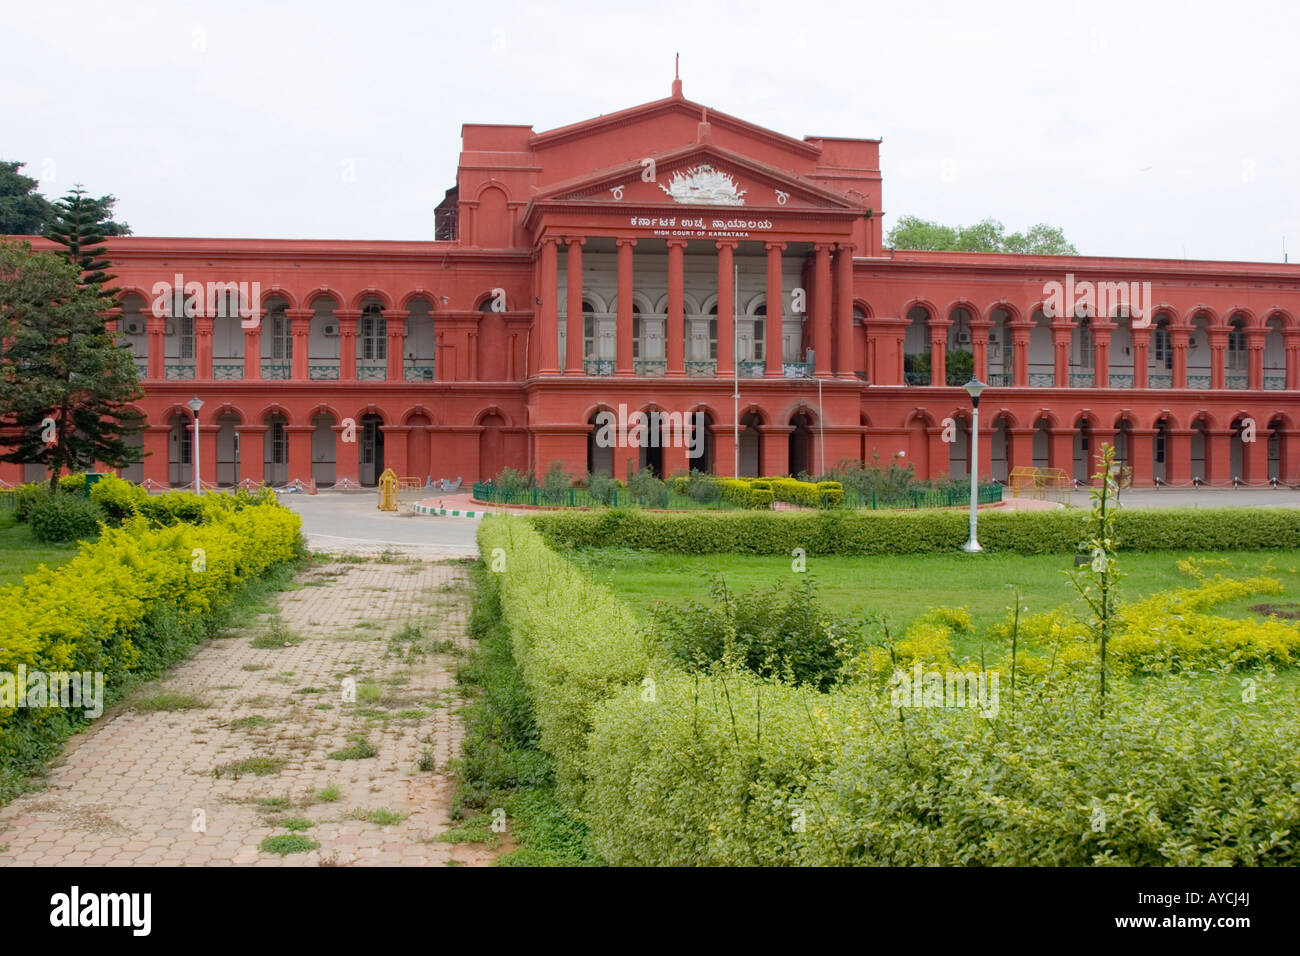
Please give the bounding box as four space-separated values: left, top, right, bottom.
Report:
672 52 683 98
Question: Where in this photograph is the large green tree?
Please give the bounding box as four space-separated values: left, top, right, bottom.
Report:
0 162 57 235
887 215 1078 255
0 240 144 490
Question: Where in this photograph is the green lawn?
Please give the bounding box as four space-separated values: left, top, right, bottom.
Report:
0 512 80 587
569 547 1300 657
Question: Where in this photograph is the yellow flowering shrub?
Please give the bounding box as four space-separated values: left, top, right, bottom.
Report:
0 497 301 731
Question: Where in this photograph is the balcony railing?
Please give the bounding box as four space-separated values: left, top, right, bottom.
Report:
739 361 766 379
783 361 813 379
634 359 666 377
134 362 148 379
584 359 614 376
213 363 243 381
405 362 436 381
904 370 928 386
1265 374 1286 390
685 360 717 378
1226 373 1248 389
1148 372 1173 389
165 364 195 380
1188 374 1211 389
309 363 339 380
1029 372 1055 388
357 364 386 381
1070 371 1094 388
987 372 1012 387
1110 373 1134 389
262 363 291 380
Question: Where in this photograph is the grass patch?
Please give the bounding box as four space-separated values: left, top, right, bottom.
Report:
259 834 319 856
315 785 341 803
571 547 1300 659
346 807 407 826
328 736 377 760
257 796 290 809
280 817 315 831
231 715 271 729
250 618 303 649
0 511 79 587
213 757 286 778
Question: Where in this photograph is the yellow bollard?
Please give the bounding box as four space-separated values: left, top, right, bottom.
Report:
377 468 399 512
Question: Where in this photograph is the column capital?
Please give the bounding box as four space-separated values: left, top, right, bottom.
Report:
764 240 787 252
835 241 856 253
381 308 409 322
812 241 835 253
616 237 637 248
285 308 314 322
665 237 689 248
537 235 560 248
334 308 361 322
713 238 738 250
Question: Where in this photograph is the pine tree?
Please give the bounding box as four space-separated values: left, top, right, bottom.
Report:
44 185 130 295
0 241 145 490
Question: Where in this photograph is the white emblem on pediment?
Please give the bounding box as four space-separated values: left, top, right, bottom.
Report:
658 164 747 205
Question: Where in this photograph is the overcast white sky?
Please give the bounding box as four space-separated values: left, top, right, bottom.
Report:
4 0 1298 262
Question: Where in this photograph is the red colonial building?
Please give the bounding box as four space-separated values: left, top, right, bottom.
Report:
10 78 1300 489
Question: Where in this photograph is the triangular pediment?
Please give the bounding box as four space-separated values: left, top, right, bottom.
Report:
533 144 864 213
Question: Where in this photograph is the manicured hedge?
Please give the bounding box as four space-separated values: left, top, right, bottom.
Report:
530 506 1300 555
0 490 302 798
483 518 1300 865
477 518 653 803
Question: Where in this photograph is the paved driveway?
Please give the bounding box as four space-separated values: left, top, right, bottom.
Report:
279 491 480 557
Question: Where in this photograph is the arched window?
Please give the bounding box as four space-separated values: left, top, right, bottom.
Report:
1077 317 1094 369
750 303 766 362
1153 316 1172 369
582 301 596 359
360 305 386 361
269 310 291 360
1228 318 1247 371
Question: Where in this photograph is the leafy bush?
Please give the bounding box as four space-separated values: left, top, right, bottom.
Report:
28 494 105 543
717 478 773 510
626 468 668 508
529 507 1300 556
654 576 860 690
539 462 572 496
12 483 51 522
493 467 533 497
584 472 622 506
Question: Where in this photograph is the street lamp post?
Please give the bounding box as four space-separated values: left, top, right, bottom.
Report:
961 378 986 553
188 396 204 495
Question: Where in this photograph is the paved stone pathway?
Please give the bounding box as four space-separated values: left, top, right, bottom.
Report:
0 555 495 866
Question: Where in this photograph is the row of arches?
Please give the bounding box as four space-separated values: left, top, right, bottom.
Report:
903 301 1293 389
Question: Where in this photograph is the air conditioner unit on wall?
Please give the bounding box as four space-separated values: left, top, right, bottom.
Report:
124 320 143 335
324 325 338 336
956 331 971 345
988 331 999 344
